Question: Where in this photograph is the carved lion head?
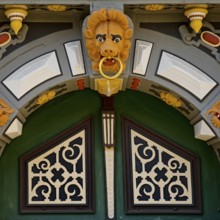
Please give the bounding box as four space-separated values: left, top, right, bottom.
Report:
206 101 220 128
84 8 133 73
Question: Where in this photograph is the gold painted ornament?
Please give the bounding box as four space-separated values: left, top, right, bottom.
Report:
36 90 56 105
47 5 67 12
0 99 14 127
96 78 122 97
99 56 123 80
5 5 28 35
160 92 182 108
206 101 220 128
184 4 208 33
144 4 165 11
84 8 133 74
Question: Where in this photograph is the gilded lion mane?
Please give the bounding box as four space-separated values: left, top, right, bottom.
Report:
84 8 133 71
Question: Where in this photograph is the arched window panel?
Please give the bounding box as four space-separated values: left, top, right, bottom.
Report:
122 117 202 214
20 117 94 213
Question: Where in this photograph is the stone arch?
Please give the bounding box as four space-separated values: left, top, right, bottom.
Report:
0 26 219 161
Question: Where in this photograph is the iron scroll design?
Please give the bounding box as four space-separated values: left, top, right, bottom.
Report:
122 117 202 214
20 117 94 213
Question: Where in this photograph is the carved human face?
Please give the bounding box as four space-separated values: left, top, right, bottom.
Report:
95 20 124 71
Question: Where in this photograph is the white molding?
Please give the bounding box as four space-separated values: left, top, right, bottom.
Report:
64 41 85 76
105 147 114 219
3 52 62 99
133 40 153 75
157 52 217 100
194 120 215 141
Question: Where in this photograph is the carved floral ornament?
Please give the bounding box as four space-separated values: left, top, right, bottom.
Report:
35 90 56 105
47 5 67 11
144 4 165 11
160 91 182 108
0 99 14 127
206 101 220 128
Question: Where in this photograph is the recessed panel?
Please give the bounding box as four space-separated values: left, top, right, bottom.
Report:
133 40 153 76
3 52 62 99
157 52 217 100
64 41 85 76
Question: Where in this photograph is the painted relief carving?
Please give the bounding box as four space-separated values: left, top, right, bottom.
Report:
35 90 56 105
184 4 208 33
144 4 165 11
179 21 220 62
84 8 133 97
24 85 66 114
47 5 67 12
84 8 133 74
206 101 220 128
130 78 141 90
0 99 14 126
0 23 28 60
5 5 28 35
0 32 11 47
149 84 195 117
160 91 182 108
201 31 220 47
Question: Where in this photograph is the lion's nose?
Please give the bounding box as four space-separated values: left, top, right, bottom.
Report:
100 41 118 57
104 49 113 54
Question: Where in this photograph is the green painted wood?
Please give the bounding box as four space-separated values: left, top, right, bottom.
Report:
114 90 220 220
0 89 105 220
0 89 220 220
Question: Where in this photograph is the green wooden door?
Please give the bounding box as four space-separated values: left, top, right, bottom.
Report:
0 89 220 220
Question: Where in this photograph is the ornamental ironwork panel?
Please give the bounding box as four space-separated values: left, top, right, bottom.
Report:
20 117 94 213
122 117 202 214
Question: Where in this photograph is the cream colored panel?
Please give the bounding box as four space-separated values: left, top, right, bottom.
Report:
3 52 61 99
133 40 153 75
157 52 217 100
64 41 85 76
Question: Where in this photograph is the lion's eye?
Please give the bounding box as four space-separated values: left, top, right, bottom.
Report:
113 37 121 43
112 35 122 43
97 36 105 42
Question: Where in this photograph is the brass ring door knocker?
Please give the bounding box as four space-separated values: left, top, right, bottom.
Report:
99 56 123 79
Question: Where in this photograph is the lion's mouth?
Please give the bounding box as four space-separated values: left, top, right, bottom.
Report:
102 57 116 66
214 112 220 120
